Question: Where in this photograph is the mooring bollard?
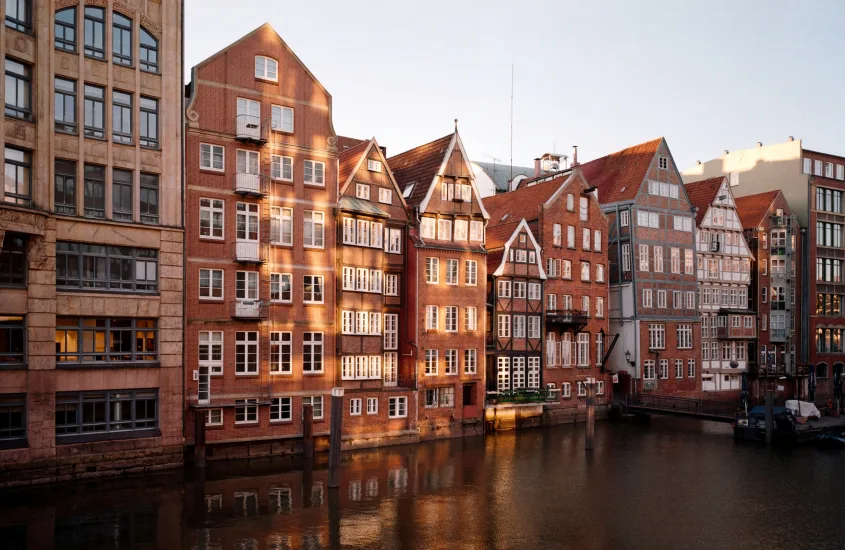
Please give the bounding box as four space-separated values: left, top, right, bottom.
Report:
586 377 595 451
328 387 344 488
303 404 314 459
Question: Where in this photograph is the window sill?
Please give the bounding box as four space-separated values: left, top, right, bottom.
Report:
270 419 293 424
234 422 259 427
272 178 294 185
303 247 325 251
199 236 225 242
303 183 326 188
5 114 34 124
141 69 160 76
57 362 161 370
84 54 107 63
84 134 108 142
0 364 26 371
57 428 160 445
199 167 225 175
303 372 325 376
57 288 160 296
199 298 225 302
140 145 161 152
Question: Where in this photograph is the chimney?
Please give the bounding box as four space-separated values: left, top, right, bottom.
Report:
380 145 387 157
696 160 701 166
572 145 579 167
724 150 730 155
534 158 541 177
788 136 794 142
757 142 763 147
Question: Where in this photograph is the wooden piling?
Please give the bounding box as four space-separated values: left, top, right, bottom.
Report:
586 378 595 451
303 404 314 459
194 410 206 468
765 390 774 446
328 387 344 488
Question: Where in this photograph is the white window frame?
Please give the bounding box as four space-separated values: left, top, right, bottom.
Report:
389 396 407 418
464 349 477 374
200 143 224 171
199 331 224 375
356 183 370 200
199 198 224 240
199 269 224 300
385 274 399 296
303 210 325 248
270 272 292 303
255 55 278 81
366 397 378 415
425 257 439 284
304 160 325 186
270 332 293 374
271 206 293 246
303 275 324 304
271 105 293 133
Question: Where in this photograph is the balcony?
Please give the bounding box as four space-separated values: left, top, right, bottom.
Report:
486 389 550 406
233 172 267 196
233 241 266 264
188 386 271 408
749 362 787 379
235 114 268 144
231 300 267 320
769 328 790 342
546 309 590 331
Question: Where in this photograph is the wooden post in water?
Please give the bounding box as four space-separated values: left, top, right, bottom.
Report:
328 387 344 488
765 390 774 446
303 404 314 459
194 410 206 468
585 377 595 451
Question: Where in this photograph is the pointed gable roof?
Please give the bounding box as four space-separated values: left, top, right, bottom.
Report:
337 136 368 153
734 190 783 229
685 176 728 226
487 219 547 278
388 130 489 218
388 133 454 207
338 137 410 210
510 138 663 206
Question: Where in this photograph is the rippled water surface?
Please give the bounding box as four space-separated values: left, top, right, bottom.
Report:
2 417 845 549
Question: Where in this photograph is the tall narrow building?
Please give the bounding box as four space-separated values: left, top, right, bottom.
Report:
184 24 338 457
0 0 184 485
735 190 803 400
685 177 755 394
336 137 417 446
388 130 488 439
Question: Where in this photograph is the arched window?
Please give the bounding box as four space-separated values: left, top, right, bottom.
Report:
55 7 76 51
112 13 132 66
254 56 278 81
816 363 829 379
833 363 844 378
140 27 158 73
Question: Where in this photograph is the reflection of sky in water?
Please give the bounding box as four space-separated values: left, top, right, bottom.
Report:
3 420 845 549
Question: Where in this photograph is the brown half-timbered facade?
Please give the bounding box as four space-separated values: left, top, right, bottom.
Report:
336 138 416 446
389 129 488 439
485 219 545 401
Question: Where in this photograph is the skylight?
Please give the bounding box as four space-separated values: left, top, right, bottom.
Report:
403 184 415 198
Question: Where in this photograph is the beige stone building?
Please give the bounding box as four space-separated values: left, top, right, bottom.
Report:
0 0 183 486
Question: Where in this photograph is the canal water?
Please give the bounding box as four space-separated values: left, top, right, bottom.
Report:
2 417 844 549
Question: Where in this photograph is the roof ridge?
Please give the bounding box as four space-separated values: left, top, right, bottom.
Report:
387 133 454 162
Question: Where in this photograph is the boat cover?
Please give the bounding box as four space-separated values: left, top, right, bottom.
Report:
785 400 821 418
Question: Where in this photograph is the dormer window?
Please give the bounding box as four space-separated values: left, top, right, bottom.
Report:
255 56 278 81
368 159 382 172
658 156 668 170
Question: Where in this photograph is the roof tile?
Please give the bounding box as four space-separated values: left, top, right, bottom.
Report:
684 176 726 226
338 140 370 187
734 190 782 229
387 134 454 207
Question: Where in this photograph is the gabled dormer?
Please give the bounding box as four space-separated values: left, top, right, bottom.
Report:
389 128 489 248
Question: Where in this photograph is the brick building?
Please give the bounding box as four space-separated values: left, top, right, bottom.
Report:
484 168 612 424
683 138 842 401
183 24 338 458
735 190 804 401
336 137 417 447
388 129 488 439
685 176 754 394
483 219 545 423
591 139 701 395
0 0 183 485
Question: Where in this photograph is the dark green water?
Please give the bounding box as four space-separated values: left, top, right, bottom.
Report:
2 417 844 549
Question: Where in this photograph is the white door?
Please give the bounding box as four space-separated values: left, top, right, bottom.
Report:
198 365 210 405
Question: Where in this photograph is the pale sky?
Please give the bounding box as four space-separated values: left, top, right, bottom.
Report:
185 0 845 170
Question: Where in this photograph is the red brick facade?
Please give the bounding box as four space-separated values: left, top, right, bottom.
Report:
390 132 488 439
184 25 338 452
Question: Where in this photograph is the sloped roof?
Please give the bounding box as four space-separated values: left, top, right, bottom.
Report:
338 140 369 185
387 134 454 207
486 220 522 250
337 135 367 152
509 138 663 206
474 161 535 193
483 172 568 225
684 176 726 226
339 196 389 218
734 190 782 229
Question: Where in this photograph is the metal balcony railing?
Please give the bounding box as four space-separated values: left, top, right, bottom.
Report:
235 114 268 143
233 241 266 264
546 309 590 325
233 172 267 196
231 300 267 319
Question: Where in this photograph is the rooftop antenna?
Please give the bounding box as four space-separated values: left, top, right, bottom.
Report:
509 63 514 183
